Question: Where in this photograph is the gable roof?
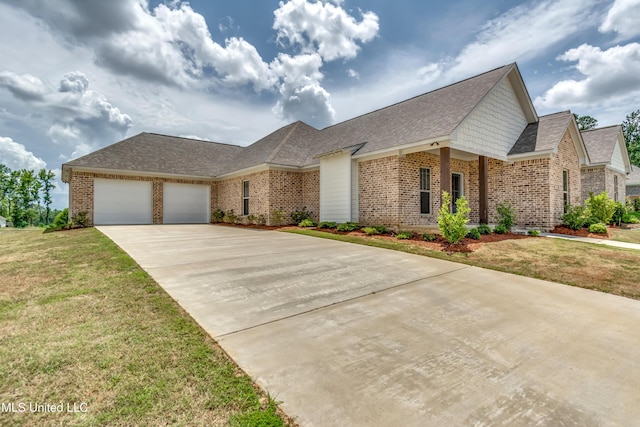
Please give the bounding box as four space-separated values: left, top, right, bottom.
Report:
62 133 244 181
508 111 574 155
308 63 518 159
218 121 321 175
581 125 622 164
626 166 640 185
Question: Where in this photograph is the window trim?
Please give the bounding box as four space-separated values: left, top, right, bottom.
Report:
614 175 619 201
242 180 249 215
420 167 431 215
562 170 569 212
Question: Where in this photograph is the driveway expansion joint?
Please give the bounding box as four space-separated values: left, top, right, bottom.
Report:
215 265 470 339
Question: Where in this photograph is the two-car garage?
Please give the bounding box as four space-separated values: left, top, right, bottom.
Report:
93 179 210 225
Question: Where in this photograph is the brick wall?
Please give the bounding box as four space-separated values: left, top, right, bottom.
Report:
217 171 269 218
268 170 303 218
581 167 605 202
358 155 401 226
549 128 582 224
69 171 212 225
302 169 320 221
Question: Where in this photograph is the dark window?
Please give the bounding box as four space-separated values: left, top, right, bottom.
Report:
614 175 619 201
420 168 431 214
452 173 462 213
562 170 569 212
242 181 249 215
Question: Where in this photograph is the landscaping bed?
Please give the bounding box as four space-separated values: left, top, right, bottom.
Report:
551 225 612 239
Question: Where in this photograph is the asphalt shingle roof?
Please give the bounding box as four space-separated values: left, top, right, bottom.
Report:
508 111 573 155
626 166 640 185
63 133 244 177
581 125 621 164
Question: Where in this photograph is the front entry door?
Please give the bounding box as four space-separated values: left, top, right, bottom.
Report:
452 173 462 213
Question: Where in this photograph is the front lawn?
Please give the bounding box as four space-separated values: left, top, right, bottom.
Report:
611 228 640 244
0 228 290 426
288 229 640 300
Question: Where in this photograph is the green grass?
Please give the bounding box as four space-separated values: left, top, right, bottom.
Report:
0 228 290 427
286 229 640 300
611 228 640 244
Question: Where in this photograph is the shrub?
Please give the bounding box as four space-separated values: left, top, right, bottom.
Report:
477 224 491 235
588 222 608 234
493 224 507 234
611 201 626 225
562 205 589 230
336 222 360 232
585 192 615 224
211 209 225 223
247 214 257 224
437 192 470 244
496 201 517 231
466 227 481 240
256 214 267 226
223 209 239 224
291 207 312 224
422 233 437 242
298 218 316 227
270 209 287 226
361 227 380 236
373 225 388 234
71 211 89 227
527 229 540 236
53 208 69 227
622 213 640 224
395 230 414 240
634 198 640 212
317 221 337 229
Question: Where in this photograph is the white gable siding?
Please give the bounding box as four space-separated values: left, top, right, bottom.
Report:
453 78 528 158
351 160 359 222
610 140 626 173
320 152 351 222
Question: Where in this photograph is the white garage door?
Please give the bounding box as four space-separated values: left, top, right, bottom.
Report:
163 183 210 224
94 179 153 225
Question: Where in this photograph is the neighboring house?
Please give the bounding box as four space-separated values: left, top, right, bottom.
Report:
580 126 632 202
627 167 640 201
61 63 633 230
0 216 6 227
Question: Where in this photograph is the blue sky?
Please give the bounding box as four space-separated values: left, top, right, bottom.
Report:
0 0 639 208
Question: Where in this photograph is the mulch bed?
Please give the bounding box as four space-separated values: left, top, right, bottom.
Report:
550 225 612 239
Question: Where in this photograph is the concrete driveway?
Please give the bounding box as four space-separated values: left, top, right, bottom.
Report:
98 224 640 426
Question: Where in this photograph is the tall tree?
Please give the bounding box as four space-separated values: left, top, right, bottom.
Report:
38 169 56 224
0 164 10 218
622 109 640 167
574 114 598 131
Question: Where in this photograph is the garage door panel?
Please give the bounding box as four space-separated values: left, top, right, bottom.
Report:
163 183 210 224
94 179 153 225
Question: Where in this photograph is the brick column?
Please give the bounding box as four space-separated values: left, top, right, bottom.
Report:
479 155 488 224
440 147 451 211
153 181 163 224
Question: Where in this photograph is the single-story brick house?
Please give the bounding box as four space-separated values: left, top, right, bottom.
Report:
61 63 633 229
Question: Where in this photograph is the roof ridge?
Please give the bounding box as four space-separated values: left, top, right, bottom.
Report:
320 63 514 131
145 132 242 148
580 124 621 133
265 122 301 164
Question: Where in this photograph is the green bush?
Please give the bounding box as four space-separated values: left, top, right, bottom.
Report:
496 201 517 231
71 211 89 227
395 230 414 240
270 209 287 226
476 224 491 235
527 229 540 236
256 214 267 226
211 208 225 223
585 192 616 224
53 208 68 227
437 192 470 244
493 224 507 234
373 225 388 234
336 222 360 232
611 201 626 225
466 227 481 240
223 209 239 224
634 198 640 212
562 204 588 230
622 213 640 224
361 227 380 236
422 233 437 242
298 218 316 227
317 221 337 229
290 207 312 224
588 222 608 234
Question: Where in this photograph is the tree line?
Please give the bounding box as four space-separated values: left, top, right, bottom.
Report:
0 164 60 227
575 109 640 166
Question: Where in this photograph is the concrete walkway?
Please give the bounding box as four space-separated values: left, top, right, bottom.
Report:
542 232 640 250
98 225 640 427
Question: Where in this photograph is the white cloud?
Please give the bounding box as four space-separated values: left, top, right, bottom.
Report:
0 71 47 101
347 69 359 79
273 0 379 61
0 136 47 170
535 43 640 109
599 0 640 40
